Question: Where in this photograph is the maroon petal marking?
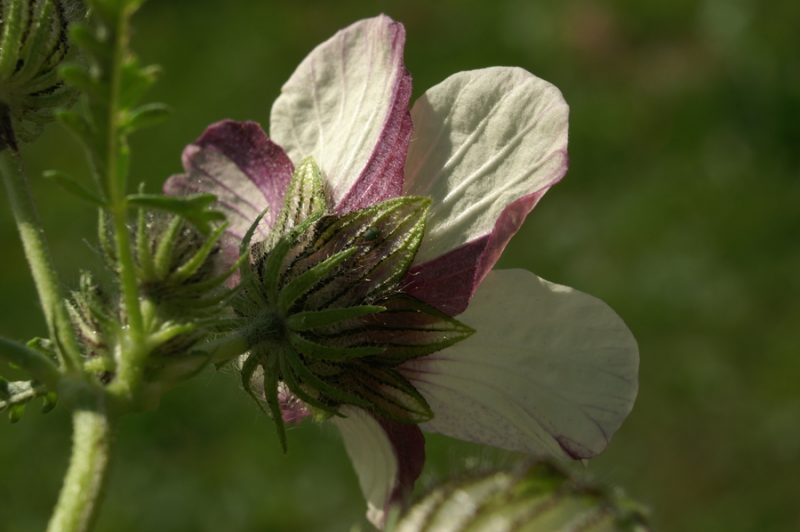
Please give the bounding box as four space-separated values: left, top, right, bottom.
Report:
270 16 412 211
191 120 294 224
405 166 563 315
377 416 425 509
337 67 413 213
165 120 294 237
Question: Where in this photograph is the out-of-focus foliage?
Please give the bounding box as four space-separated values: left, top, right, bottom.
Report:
0 0 797 531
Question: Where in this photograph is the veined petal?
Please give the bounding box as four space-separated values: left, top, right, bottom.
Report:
333 406 425 529
270 15 412 212
401 269 638 460
165 120 294 243
403 68 568 314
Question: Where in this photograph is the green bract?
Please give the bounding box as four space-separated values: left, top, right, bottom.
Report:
232 158 473 449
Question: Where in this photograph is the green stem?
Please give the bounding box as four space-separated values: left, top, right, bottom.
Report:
47 392 112 532
0 148 82 370
0 336 61 387
206 332 251 365
106 8 143 337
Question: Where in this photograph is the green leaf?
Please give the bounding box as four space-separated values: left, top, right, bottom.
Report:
127 193 226 234
119 59 160 109
0 337 60 387
43 170 105 206
56 109 96 149
59 64 98 94
392 463 650 532
120 103 171 134
0 380 52 418
69 23 111 62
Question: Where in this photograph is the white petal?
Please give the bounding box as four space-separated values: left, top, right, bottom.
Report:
333 406 398 528
401 269 638 459
270 16 410 207
404 67 569 264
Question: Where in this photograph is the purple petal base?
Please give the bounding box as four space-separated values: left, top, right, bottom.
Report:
336 23 412 213
404 154 566 316
377 416 425 510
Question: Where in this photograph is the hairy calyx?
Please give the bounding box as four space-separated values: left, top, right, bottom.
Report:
231 158 473 449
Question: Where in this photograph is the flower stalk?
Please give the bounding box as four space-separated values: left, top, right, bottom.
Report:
0 146 82 370
46 393 112 532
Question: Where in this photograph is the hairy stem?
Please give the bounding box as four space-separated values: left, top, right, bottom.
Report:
106 8 143 337
206 331 251 365
47 392 113 532
0 148 82 370
0 336 61 387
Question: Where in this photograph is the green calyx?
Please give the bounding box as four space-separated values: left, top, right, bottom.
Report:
0 0 84 150
65 211 236 406
233 158 473 449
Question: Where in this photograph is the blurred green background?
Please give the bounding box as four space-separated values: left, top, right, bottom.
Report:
1 0 798 530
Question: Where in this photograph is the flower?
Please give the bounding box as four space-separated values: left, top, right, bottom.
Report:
166 15 638 528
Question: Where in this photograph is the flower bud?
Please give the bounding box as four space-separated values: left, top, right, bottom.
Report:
133 211 232 319
0 0 84 150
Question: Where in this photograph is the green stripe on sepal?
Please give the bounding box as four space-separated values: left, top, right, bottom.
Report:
312 294 474 364
286 305 386 332
295 196 430 309
288 331 385 360
283 353 372 412
335 364 433 424
278 246 357 312
258 214 320 302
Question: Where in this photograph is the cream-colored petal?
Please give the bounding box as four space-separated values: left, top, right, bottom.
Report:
270 16 411 209
333 406 398 528
402 269 638 459
405 67 569 265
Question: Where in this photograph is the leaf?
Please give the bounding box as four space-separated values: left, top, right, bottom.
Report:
392 462 650 532
59 64 98 94
56 109 95 148
43 170 105 206
0 380 53 419
127 193 226 234
120 103 171 134
119 59 160 109
69 23 111 62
